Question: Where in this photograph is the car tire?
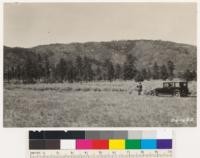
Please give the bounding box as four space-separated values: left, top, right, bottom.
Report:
151 90 158 96
174 90 180 97
150 90 154 96
181 90 187 97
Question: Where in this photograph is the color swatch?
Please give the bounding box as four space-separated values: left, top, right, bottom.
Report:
109 139 125 150
125 139 141 149
29 130 172 150
141 139 157 149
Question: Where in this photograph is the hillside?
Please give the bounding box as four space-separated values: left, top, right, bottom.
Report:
4 40 196 76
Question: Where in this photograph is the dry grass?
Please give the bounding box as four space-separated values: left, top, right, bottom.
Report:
4 80 196 127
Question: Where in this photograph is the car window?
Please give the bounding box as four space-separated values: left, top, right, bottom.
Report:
168 83 173 87
175 83 179 87
183 83 187 86
163 83 168 88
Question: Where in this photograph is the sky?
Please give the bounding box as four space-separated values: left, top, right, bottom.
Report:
4 3 197 48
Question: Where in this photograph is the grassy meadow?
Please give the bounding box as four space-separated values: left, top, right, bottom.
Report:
4 80 196 127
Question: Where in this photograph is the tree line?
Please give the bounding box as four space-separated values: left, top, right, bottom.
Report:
4 54 196 83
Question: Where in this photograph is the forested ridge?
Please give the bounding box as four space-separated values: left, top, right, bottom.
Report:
4 40 197 83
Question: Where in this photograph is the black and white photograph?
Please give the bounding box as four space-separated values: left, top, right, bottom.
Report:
3 2 197 127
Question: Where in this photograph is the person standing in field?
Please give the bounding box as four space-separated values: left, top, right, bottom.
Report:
137 82 143 95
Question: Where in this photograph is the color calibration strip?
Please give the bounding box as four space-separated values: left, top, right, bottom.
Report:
29 130 173 150
30 139 172 150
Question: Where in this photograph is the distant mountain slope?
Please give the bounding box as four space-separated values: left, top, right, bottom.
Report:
4 40 196 75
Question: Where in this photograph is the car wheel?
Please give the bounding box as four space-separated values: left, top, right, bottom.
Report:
151 90 158 96
174 90 180 97
181 90 187 97
150 90 155 96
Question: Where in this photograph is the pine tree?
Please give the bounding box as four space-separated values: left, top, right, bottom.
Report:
146 68 152 80
88 65 94 81
183 69 191 81
82 57 93 81
141 68 147 80
4 66 11 82
36 54 43 81
44 55 50 82
95 66 102 80
160 65 169 80
152 62 159 79
10 66 15 80
104 59 114 81
115 64 122 79
108 62 114 81
75 56 83 81
16 65 22 81
24 56 38 83
135 71 144 82
167 60 175 80
66 60 75 83
191 70 197 81
123 54 137 80
183 69 196 81
56 58 67 82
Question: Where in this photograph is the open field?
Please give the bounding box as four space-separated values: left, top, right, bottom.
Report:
4 80 196 127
